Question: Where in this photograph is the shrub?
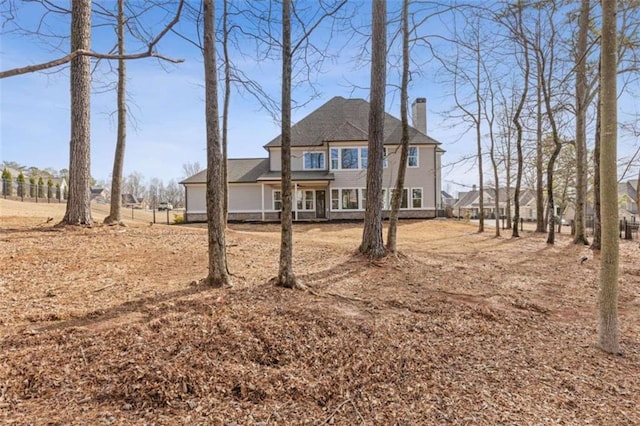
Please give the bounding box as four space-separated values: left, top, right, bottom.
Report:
29 176 36 197
173 213 185 224
17 172 26 197
38 177 45 198
1 168 12 196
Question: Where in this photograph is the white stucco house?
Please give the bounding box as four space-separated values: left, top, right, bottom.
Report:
181 96 444 222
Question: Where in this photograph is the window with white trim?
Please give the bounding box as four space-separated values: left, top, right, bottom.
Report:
329 147 371 170
331 188 363 210
381 188 389 209
383 147 388 168
303 152 325 170
342 188 359 209
360 148 368 169
360 188 367 209
408 146 418 167
390 188 409 209
273 190 282 211
412 188 423 208
296 189 314 210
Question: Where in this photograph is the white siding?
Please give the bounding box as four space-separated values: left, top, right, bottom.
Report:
186 184 206 213
228 184 263 211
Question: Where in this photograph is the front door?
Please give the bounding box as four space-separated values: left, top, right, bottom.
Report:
315 190 326 219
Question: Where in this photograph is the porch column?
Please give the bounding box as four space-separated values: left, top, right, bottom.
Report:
261 182 265 222
294 182 298 221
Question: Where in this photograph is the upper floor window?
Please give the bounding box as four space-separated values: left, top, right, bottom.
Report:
330 146 386 170
304 152 325 170
408 146 419 167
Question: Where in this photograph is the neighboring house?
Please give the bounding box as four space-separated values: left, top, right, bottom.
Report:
181 96 444 222
618 180 638 217
121 193 145 209
90 187 108 203
441 190 455 209
51 177 68 200
453 187 537 220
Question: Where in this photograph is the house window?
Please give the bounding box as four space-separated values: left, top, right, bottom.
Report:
297 190 314 210
382 188 388 209
342 188 359 209
341 148 359 169
360 148 368 169
412 188 423 208
304 152 325 170
331 189 339 210
331 149 339 170
329 147 371 170
360 188 367 209
390 188 409 209
408 146 418 167
273 190 282 211
383 147 388 168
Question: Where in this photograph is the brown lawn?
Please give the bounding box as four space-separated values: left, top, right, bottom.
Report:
1 198 639 425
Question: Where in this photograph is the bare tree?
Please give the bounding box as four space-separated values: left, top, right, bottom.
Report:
277 0 300 288
360 0 387 258
386 0 409 255
182 161 203 178
572 0 590 245
62 0 92 226
507 3 530 239
104 0 127 226
598 0 620 354
203 0 230 287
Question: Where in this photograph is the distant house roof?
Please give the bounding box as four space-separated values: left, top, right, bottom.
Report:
264 96 442 148
180 159 270 184
441 190 454 200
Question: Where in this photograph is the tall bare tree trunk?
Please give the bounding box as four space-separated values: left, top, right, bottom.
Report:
535 28 545 233
277 0 299 287
511 4 529 238
591 92 601 250
222 0 230 224
386 0 409 254
62 0 92 226
203 0 230 287
360 0 387 258
105 0 126 226
573 0 589 245
598 0 620 354
475 49 484 234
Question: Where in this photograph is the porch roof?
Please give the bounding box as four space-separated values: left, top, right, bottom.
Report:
257 170 335 182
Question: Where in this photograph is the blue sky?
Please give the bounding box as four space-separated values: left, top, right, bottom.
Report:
2 1 636 196
1 1 477 194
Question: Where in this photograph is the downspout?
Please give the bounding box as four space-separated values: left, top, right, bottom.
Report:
434 148 437 215
261 182 265 222
294 182 298 221
184 184 189 223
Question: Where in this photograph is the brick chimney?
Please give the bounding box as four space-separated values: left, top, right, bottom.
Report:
411 97 427 135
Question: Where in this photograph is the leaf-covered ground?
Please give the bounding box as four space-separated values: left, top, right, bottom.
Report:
1 199 639 425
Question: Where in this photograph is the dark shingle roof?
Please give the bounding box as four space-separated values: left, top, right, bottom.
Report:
180 158 270 184
264 96 441 148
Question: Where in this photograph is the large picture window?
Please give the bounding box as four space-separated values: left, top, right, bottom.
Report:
329 147 371 170
342 188 359 209
341 148 359 169
296 190 314 210
304 152 325 170
390 188 409 209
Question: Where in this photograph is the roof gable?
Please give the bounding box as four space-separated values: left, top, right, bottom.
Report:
265 96 442 148
180 158 270 184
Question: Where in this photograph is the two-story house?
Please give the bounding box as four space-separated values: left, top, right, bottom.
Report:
181 96 444 223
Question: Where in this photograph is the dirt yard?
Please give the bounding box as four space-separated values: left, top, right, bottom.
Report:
1 198 639 425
